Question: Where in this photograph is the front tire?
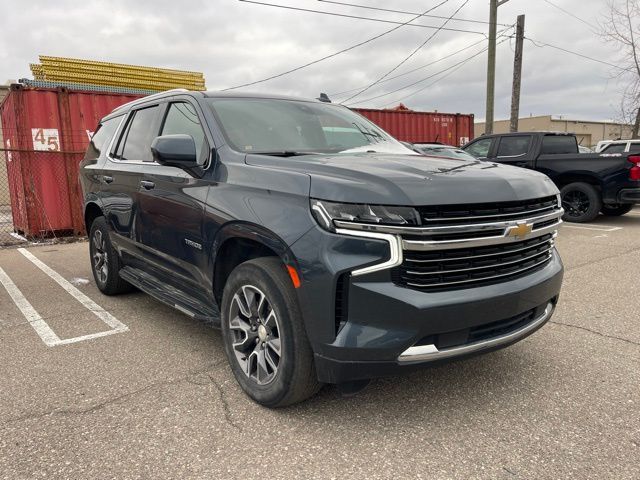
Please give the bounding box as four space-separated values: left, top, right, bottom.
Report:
221 257 321 407
560 182 602 223
601 204 633 216
89 217 132 295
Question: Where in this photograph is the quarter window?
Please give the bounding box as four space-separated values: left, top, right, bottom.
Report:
465 138 493 158
86 116 122 159
541 135 577 155
601 143 626 154
115 106 160 161
161 102 209 165
497 135 531 157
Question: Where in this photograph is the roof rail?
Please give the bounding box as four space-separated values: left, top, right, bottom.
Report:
113 88 189 111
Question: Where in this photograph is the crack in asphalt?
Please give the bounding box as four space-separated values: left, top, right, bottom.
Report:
208 373 242 432
0 361 232 429
549 320 640 348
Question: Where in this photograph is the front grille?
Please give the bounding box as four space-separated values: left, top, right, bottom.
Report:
417 195 558 226
394 233 554 291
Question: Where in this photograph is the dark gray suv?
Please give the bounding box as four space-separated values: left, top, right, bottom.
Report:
80 90 564 406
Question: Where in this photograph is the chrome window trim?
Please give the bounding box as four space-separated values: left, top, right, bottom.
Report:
397 302 554 363
334 228 403 277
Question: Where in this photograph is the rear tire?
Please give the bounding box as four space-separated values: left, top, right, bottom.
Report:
601 204 633 216
221 257 321 407
560 182 602 223
89 217 133 295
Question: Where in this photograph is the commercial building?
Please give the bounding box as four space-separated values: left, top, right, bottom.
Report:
475 115 634 149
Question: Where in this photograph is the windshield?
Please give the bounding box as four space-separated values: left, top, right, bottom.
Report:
207 98 415 156
415 145 476 161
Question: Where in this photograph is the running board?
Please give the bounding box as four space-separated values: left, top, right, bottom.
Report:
119 266 220 325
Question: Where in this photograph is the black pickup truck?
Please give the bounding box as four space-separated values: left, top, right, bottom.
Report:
462 132 640 222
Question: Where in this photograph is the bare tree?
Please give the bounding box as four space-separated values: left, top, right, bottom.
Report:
601 0 640 137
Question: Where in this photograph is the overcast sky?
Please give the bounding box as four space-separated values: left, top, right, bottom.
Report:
0 0 628 121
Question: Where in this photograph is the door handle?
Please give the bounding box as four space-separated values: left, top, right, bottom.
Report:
140 180 155 190
102 175 113 184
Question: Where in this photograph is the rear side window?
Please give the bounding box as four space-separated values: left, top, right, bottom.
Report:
465 138 493 158
602 143 626 154
115 106 160 161
541 135 577 154
497 135 531 157
161 102 209 165
86 116 121 159
628 142 640 153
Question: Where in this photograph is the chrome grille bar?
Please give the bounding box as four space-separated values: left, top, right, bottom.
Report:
404 254 553 289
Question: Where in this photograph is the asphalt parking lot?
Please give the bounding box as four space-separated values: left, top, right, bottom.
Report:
1 213 639 480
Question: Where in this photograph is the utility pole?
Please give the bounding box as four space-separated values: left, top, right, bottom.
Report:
509 14 525 133
485 0 510 135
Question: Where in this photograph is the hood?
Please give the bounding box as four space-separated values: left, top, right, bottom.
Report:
245 153 559 205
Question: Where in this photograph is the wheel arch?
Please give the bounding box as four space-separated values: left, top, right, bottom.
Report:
554 172 603 191
211 222 300 305
84 201 104 233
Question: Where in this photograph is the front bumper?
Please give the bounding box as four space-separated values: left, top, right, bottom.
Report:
290 224 563 384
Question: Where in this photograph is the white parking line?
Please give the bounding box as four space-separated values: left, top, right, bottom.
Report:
561 224 623 232
0 248 128 347
0 266 61 346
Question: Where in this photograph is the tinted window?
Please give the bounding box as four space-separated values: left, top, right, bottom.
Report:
628 142 640 153
207 98 412 155
116 106 160 161
602 143 626 154
86 116 122 159
161 102 209 165
541 135 577 154
497 135 531 157
465 138 493 158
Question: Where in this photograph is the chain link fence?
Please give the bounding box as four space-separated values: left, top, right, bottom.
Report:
0 148 85 247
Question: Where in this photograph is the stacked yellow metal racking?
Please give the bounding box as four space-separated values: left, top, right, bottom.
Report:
30 56 206 92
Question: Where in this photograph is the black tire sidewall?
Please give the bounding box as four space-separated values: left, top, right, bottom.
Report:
89 217 124 294
560 182 602 223
220 258 309 407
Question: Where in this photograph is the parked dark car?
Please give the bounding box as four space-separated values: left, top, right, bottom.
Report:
413 143 477 161
463 132 640 222
80 90 564 406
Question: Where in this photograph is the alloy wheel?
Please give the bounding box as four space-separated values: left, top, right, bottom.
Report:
228 285 282 385
91 229 109 284
562 190 590 218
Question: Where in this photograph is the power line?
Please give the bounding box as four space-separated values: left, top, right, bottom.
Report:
541 0 598 30
237 0 487 35
526 37 633 72
331 24 514 98
317 0 510 27
376 38 510 109
346 39 500 107
224 0 450 90
341 0 471 104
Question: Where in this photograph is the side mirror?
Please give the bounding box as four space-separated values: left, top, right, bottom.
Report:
151 134 198 169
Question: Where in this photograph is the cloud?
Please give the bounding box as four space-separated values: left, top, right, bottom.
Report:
0 0 626 121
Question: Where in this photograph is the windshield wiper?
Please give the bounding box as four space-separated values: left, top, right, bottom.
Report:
251 151 324 157
352 123 383 144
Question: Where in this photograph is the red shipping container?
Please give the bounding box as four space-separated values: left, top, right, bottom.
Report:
353 105 474 147
0 85 143 237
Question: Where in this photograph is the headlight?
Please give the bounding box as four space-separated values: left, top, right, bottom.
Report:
310 199 421 232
